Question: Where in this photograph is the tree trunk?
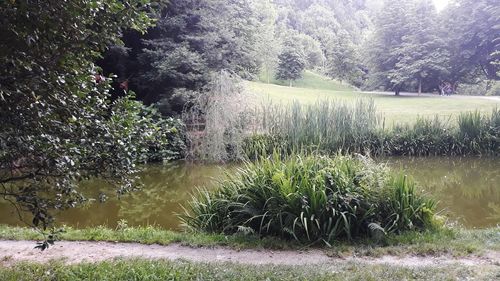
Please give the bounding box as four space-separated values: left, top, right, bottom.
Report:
289 80 292 87
418 78 422 96
395 88 400 96
266 65 270 84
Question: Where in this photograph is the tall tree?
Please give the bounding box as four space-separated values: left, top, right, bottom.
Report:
366 0 413 95
254 0 281 83
275 43 306 86
390 0 450 94
325 32 364 86
136 0 263 110
443 0 500 83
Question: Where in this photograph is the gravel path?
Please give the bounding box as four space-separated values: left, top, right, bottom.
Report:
362 91 500 101
1 240 499 267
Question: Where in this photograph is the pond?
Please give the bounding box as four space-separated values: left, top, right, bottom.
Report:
0 157 498 230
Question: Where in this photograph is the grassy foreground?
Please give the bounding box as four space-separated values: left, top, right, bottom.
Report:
0 225 498 257
249 72 500 124
1 259 498 281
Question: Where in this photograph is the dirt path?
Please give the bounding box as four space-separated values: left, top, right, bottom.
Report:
1 240 499 268
362 91 500 101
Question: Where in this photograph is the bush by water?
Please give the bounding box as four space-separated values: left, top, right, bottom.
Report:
181 154 436 245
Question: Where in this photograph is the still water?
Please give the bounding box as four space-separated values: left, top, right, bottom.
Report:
0 158 498 229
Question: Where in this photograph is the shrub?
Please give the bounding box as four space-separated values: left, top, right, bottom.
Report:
456 82 489 96
456 81 500 96
486 81 500 96
145 116 187 162
180 154 436 245
115 99 187 163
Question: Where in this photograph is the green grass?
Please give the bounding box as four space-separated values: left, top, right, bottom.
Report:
1 259 498 281
258 70 356 92
2 225 497 258
248 72 500 124
0 224 296 250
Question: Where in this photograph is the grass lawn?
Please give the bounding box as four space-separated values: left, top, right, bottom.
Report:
249 72 500 125
258 70 356 92
1 259 498 281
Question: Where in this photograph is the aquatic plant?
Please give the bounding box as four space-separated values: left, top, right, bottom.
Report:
243 105 499 158
180 154 436 245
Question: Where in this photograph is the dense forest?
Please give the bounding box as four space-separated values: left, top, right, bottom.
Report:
98 0 499 115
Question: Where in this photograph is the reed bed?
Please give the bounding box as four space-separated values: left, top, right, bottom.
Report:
243 102 499 158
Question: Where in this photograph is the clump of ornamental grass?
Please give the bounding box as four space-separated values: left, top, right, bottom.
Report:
180 153 436 245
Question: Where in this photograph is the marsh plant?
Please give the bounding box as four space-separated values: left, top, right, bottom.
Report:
243 105 499 158
256 99 381 153
180 154 436 245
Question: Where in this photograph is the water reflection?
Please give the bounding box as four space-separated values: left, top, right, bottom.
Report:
0 158 498 229
383 157 499 228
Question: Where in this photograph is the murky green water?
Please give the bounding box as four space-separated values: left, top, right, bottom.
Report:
384 157 499 228
0 158 498 229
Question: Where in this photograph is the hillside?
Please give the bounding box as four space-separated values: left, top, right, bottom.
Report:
248 72 500 125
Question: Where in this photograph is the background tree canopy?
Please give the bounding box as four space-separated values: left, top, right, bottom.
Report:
98 0 498 104
365 0 499 94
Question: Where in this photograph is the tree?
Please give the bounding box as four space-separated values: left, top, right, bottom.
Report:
254 0 281 84
275 44 306 86
390 0 450 94
0 0 163 248
442 0 500 84
365 0 413 95
135 0 264 112
325 32 365 86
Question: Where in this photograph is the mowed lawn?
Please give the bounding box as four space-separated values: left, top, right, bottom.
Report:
248 73 500 125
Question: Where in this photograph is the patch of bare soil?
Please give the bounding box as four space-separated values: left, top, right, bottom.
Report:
0 240 498 267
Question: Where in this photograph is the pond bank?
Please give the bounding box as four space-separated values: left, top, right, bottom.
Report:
1 240 498 267
1 225 499 258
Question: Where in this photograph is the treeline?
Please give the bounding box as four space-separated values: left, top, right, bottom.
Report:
100 0 499 115
99 0 374 115
366 0 499 95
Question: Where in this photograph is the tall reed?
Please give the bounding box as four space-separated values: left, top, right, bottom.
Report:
250 99 382 154
244 104 499 158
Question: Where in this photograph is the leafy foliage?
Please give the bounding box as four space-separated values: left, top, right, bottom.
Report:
181 154 436 245
442 0 500 82
275 44 307 86
389 0 450 94
0 0 186 242
366 0 499 93
129 0 267 112
325 32 365 87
